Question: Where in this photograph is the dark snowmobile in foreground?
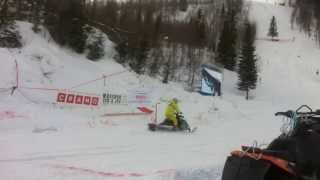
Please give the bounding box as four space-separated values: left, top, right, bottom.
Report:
148 112 196 133
222 105 320 180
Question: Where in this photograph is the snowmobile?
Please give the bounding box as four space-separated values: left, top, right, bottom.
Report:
148 112 196 133
221 105 320 180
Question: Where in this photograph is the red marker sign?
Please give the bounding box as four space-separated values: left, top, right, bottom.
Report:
57 93 66 102
91 97 99 106
84 96 91 105
56 92 99 106
66 94 75 103
75 95 83 104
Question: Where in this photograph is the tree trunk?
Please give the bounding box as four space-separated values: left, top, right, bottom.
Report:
246 89 249 100
16 0 22 19
32 0 43 32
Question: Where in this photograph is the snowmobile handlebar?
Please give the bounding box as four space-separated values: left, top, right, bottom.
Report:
275 111 320 118
275 111 294 118
275 105 320 120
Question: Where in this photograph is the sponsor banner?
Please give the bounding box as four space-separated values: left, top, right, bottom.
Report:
102 93 127 105
127 88 152 105
57 92 99 106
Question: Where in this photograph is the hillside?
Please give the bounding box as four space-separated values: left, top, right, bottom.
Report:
1 0 320 180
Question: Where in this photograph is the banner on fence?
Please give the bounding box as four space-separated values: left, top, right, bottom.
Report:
102 93 128 105
57 92 100 106
127 88 152 105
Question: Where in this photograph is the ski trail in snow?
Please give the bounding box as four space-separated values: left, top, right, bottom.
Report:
46 164 223 180
0 145 137 163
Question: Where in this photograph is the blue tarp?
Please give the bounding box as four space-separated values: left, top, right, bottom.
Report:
200 67 222 96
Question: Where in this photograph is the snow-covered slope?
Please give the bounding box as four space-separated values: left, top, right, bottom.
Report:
1 1 320 180
249 0 320 108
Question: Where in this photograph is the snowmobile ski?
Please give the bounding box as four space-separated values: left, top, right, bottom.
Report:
148 123 197 133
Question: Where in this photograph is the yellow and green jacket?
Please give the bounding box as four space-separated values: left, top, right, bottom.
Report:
165 100 181 126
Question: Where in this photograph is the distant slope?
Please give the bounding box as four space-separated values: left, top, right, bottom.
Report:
248 0 320 108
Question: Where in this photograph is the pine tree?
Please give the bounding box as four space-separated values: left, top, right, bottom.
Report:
44 0 87 53
0 21 22 48
129 36 149 75
115 40 129 64
87 33 105 61
238 21 258 100
67 20 87 53
268 16 279 41
217 10 237 71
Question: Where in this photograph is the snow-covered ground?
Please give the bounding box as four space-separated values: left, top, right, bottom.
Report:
1 1 320 180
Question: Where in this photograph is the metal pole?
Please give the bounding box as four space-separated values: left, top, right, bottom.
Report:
155 102 160 124
15 59 19 88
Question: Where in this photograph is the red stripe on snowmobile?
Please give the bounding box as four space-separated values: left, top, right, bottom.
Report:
231 150 296 176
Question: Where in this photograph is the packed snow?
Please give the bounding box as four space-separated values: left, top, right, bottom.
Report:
1 0 320 180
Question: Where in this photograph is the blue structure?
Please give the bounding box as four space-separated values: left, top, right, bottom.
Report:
200 65 223 96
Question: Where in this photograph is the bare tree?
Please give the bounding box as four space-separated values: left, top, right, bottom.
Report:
187 46 200 88
0 0 9 25
32 0 45 32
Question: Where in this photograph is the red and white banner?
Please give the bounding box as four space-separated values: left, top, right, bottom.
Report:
57 92 99 106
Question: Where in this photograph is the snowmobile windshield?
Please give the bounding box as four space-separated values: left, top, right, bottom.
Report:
275 110 297 136
278 115 296 136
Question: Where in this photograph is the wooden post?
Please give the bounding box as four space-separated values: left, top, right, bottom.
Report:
103 75 106 87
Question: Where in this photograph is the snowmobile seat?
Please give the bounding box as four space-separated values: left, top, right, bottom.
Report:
242 146 295 162
159 119 174 126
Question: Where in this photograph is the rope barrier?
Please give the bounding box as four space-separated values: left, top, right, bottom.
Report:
20 87 66 92
4 47 128 104
20 87 100 96
69 70 127 90
69 76 105 90
17 89 39 104
0 88 11 93
256 37 294 42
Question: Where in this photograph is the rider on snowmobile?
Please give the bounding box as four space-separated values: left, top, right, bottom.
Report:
164 98 181 128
